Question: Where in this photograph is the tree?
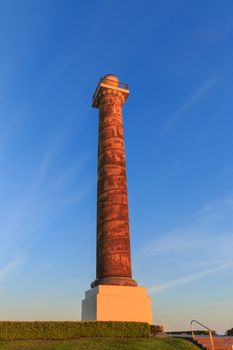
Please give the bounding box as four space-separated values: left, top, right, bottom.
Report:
225 328 233 336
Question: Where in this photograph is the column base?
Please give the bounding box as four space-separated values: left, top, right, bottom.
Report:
91 276 137 288
81 285 153 324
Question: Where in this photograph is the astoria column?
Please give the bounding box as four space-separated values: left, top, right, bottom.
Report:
81 74 152 323
91 74 137 288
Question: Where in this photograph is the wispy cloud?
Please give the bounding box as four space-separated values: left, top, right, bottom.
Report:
142 195 233 258
196 16 233 47
141 194 233 292
148 263 232 293
0 257 26 279
0 115 93 259
165 77 217 130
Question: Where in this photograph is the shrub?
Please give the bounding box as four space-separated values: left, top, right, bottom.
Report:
150 325 164 336
0 321 150 340
225 328 233 336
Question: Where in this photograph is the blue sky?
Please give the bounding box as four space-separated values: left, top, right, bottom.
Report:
0 0 233 333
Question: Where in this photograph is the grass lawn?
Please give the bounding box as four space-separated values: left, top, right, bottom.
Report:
0 337 200 350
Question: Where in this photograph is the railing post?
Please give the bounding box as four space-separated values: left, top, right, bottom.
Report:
209 330 215 350
191 321 195 340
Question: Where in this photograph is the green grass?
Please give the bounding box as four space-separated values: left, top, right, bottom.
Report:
0 337 200 350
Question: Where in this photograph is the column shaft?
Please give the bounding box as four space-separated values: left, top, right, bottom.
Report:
91 88 137 288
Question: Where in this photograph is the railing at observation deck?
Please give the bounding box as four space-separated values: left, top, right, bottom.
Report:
99 77 128 90
92 78 129 102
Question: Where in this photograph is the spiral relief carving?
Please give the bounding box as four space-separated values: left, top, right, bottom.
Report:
91 76 137 288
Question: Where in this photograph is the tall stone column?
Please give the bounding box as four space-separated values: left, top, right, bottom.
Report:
91 74 137 288
81 74 153 324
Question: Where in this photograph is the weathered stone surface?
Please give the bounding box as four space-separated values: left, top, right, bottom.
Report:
91 74 137 288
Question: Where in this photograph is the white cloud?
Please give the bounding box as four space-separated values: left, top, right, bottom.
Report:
0 117 93 259
142 194 233 259
148 263 233 293
0 257 25 279
165 77 217 130
142 194 233 292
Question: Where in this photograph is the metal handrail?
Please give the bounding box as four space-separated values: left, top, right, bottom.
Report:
191 320 215 350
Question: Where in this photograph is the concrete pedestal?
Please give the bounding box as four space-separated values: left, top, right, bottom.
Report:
81 285 153 324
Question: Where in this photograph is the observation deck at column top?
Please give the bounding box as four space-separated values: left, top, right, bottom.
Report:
92 74 130 108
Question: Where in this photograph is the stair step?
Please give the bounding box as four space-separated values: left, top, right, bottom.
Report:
193 336 233 350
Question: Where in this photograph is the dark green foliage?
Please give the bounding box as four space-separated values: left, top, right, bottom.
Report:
0 321 150 340
225 328 233 336
150 324 164 336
